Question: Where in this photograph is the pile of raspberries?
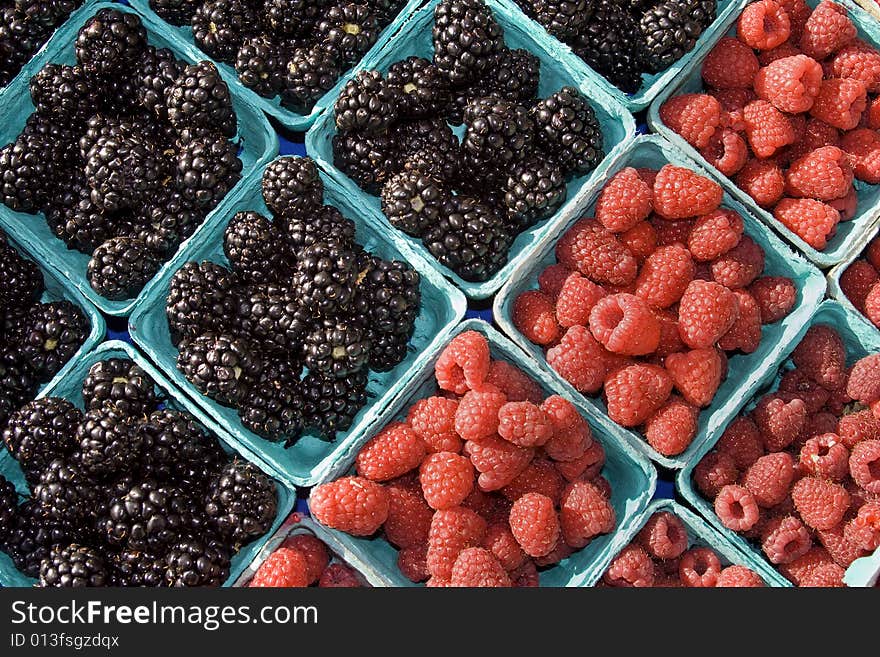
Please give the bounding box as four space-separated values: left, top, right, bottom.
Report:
511 162 797 458
309 330 617 587
693 323 880 586
248 529 367 587
839 232 880 329
600 510 765 587
659 0 880 252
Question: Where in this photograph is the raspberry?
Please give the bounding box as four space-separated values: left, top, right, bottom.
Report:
711 236 765 289
694 451 739 499
810 78 867 130
595 167 653 233
566 219 638 286
779 369 831 413
754 54 823 113
761 515 812 564
559 480 615 548
801 410 840 442
753 394 806 451
719 289 761 353
645 395 699 456
677 280 739 349
792 476 850 530
603 544 655 587
781 0 811 40
839 260 879 312
659 94 723 150
512 291 560 346
757 41 803 66
717 416 765 468
591 474 612 498
653 308 687 358
588 293 661 356
449 547 511 587
555 272 606 328
485 361 543 404
779 546 843 586
799 0 857 60
634 245 693 310
356 422 426 482
792 325 846 392
384 481 433 548
866 97 880 130
543 404 593 463
531 540 572 568
397 543 429 582
847 354 880 404
840 127 880 184
509 560 539 587
426 507 487 579
425 576 450 587
829 40 880 93
792 118 841 163
679 547 722 587
737 0 791 50
311 476 390 536
787 147 854 203
799 433 848 482
497 401 553 448
702 37 760 89
700 129 749 176
464 436 534 491
665 348 723 408
538 263 571 299
773 198 839 250
419 452 474 510
555 440 605 481
454 386 507 442
461 486 497 519
250 548 310 587
868 237 880 270
827 185 856 223
435 330 490 394
711 88 757 130
407 396 462 454
744 452 795 507
652 165 723 220
735 159 785 208
546 325 612 394
838 409 880 449
637 168 658 186
501 458 565 504
717 565 764 587
690 210 745 264
282 534 330 584
638 511 688 560
864 284 880 328
508 493 560 558
715 484 760 531
846 501 880 550
820 523 869 566
742 100 796 158
850 440 880 493
619 222 658 262
481 523 528 571
749 276 796 323
652 217 694 248
318 562 362 587
604 364 673 427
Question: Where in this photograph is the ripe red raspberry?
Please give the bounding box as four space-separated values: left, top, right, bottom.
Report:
744 452 795 507
538 263 571 299
555 272 606 328
665 348 723 408
659 94 723 150
501 458 565 504
425 576 450 587
717 565 764 587
840 127 880 184
512 290 560 346
792 118 841 163
546 325 612 394
839 260 879 312
757 41 802 66
846 501 880 550
651 217 694 248
485 361 543 404
792 476 850 530
711 236 765 289
677 280 739 349
618 221 658 263
785 146 854 201
754 54 823 113
508 493 560 558
799 433 848 482
702 37 760 89
800 411 839 444
454 386 506 442
820 523 869 566
638 511 689 560
481 522 528 571
356 422 426 482
700 129 749 177
555 440 605 481
761 515 812 564
715 484 760 531
810 78 867 130
397 543 429 582
773 197 840 250
779 368 831 414
866 96 880 129
711 87 757 126
717 416 765 468
689 209 745 263
318 563 363 587
850 440 880 493
426 506 487 579
634 245 694 310
737 0 791 50
753 394 806 452
311 476 390 536
847 354 880 404
559 480 615 548
464 435 534 491
781 0 811 39
509 560 539 587
449 547 511 587
829 39 880 93
282 534 330 584
735 159 785 208
791 325 846 392
566 219 638 286
595 167 653 233
544 420 592 464
406 396 461 454
604 544 655 587
748 275 796 324
384 481 433 548
742 100 796 158
694 450 739 499
497 401 553 448
679 547 722 587
645 395 699 456
799 0 857 60
864 283 880 328
419 452 474 510
435 330 490 394
652 165 723 220
533 539 573 567
604 364 673 427
250 548 310 587
838 409 880 449
652 308 685 358
779 546 843 586
588 293 661 356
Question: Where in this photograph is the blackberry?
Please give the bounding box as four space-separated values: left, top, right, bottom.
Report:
334 70 401 135
1 396 80 477
572 2 646 93
33 458 101 524
530 0 593 39
233 284 310 353
303 319 372 378
316 3 380 66
395 117 459 183
281 45 342 114
137 409 226 489
87 237 161 300
367 0 406 23
278 205 357 252
74 8 147 74
381 170 448 237
0 8 50 85
0 350 39 426
137 190 204 256
640 0 715 73
134 47 185 122
261 156 324 217
39 544 108 587
81 358 158 417
111 548 167 587
503 154 566 229
16 0 77 28
166 61 237 137
238 380 304 442
423 196 513 282
49 188 127 254
3 502 84 577
191 0 258 64
291 240 360 316
204 461 277 547
224 211 288 284
0 246 43 311
264 0 319 36
531 86 604 177
259 356 304 388
149 0 198 26
432 0 504 85
462 97 534 168
0 474 20 541
84 132 170 212
236 35 284 98
28 64 94 125
76 403 143 479
474 48 540 104
332 130 398 193
16 301 88 379
102 479 199 551
301 369 368 439
174 131 243 210
177 333 263 405
386 56 449 119
0 131 55 213
164 536 231 587
166 261 239 342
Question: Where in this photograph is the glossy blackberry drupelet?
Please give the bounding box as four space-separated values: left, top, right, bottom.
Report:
261 156 324 217
640 0 716 74
76 403 143 480
264 0 320 36
503 155 566 229
381 170 448 237
571 1 646 93
0 131 56 213
166 261 240 342
236 35 284 98
33 458 101 524
432 0 504 85
529 0 593 39
149 0 198 26
28 64 94 126
531 86 604 177
332 130 398 193
386 56 450 119
110 548 167 587
74 8 147 74
233 284 310 353
471 48 540 104
462 97 534 168
173 131 243 210
0 474 20 540
166 61 237 137
0 348 39 426
301 369 368 439
81 358 159 418
334 70 401 134
39 544 108 587
164 536 231 587
134 47 185 122
237 380 304 442
177 333 263 405
291 241 361 316
204 461 277 547
3 502 86 577
278 205 357 252
281 45 343 114
84 131 170 213
2 398 81 479
87 237 161 301
315 3 381 66
14 301 88 379
0 244 44 311
137 190 204 256
0 8 50 85
395 118 459 183
303 319 372 378
191 0 258 64
223 212 288 284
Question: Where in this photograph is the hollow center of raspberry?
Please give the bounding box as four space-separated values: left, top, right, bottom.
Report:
666 526 683 545
692 559 710 576
344 23 361 35
868 458 880 480
763 16 777 35
44 338 58 351
729 501 745 519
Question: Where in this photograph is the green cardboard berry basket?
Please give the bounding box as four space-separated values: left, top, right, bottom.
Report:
677 299 880 588
648 0 880 269
493 134 826 470
0 340 295 588
0 1 279 317
128 164 468 489
306 0 637 300
844 547 880 586
307 319 658 588
827 220 880 336
129 0 424 132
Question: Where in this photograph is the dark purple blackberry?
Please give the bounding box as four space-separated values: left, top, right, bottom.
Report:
530 86 604 177
233 284 310 353
149 0 198 26
110 548 167 587
571 2 646 94
177 333 263 405
315 3 380 66
87 237 161 300
16 0 80 27
81 358 158 418
76 403 143 480
235 35 284 98
334 70 401 134
164 536 231 586
166 61 237 137
395 117 459 183
166 261 239 342
381 170 448 238
84 131 170 212
259 356 304 388
502 154 566 229
33 458 101 524
462 97 534 168
137 190 204 256
134 46 185 122
366 0 405 23
264 0 319 36
191 0 258 64
278 205 357 252
0 244 44 311
204 461 277 546
48 187 131 254
39 544 108 587
238 380 304 442
473 48 540 104
529 0 593 39
332 130 398 193
173 131 243 210
0 131 55 213
0 8 50 86
640 0 715 74
432 0 503 85
0 474 20 541
28 63 95 125
291 240 360 316
0 348 39 426
385 56 449 119
15 301 89 379
303 319 372 378
281 45 342 114
223 211 289 284
261 156 324 217
3 502 85 577
301 369 368 439
74 8 147 74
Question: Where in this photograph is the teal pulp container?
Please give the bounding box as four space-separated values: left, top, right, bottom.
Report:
308 319 658 587
306 0 637 300
0 340 295 588
128 165 468 489
493 134 827 470
677 299 880 587
648 0 880 269
128 0 425 132
0 2 279 317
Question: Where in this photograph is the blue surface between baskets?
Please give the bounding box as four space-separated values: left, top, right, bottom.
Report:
0 340 295 588
306 0 637 300
648 0 880 269
0 1 279 317
493 134 827 470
